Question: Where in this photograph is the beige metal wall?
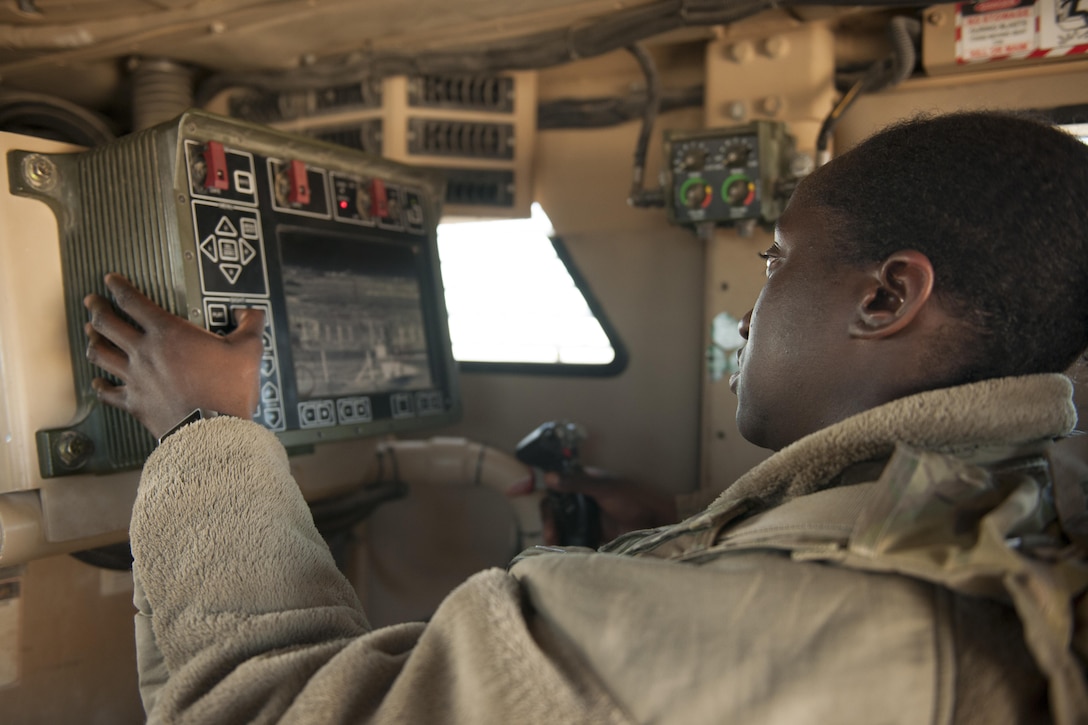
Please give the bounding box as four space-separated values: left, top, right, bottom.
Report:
698 19 1088 492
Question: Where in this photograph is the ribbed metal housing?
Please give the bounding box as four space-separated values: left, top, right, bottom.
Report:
62 127 181 468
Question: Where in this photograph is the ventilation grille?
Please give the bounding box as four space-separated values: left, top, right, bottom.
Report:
309 121 383 155
230 80 383 123
409 74 514 113
67 131 181 469
408 119 514 160
441 168 515 208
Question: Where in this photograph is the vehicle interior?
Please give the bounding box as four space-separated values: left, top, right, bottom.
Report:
0 0 1086 720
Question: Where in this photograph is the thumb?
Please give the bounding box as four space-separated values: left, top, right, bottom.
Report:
230 307 266 340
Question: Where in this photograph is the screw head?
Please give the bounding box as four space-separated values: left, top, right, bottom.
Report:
56 430 94 469
22 154 57 191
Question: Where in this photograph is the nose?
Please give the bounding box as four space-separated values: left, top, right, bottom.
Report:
739 309 752 340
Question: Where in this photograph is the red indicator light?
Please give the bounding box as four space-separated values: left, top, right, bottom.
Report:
339 199 349 210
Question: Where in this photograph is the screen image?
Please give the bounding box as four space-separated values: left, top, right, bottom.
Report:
280 230 434 400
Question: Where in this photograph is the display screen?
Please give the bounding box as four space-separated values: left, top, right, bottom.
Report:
280 230 434 401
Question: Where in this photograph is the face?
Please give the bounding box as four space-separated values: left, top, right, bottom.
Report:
732 194 873 451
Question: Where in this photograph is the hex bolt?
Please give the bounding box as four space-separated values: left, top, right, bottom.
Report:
760 95 783 116
727 101 747 121
56 431 94 469
927 11 945 26
22 154 57 191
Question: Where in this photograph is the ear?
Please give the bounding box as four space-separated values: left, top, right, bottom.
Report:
849 250 935 339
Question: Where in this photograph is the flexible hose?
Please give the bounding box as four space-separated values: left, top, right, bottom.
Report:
817 14 921 164
626 43 665 208
889 15 922 85
131 57 193 131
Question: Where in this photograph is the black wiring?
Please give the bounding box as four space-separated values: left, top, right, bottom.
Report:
538 84 704 129
625 43 665 208
817 15 921 161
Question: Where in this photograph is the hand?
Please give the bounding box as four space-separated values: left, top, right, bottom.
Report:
537 467 678 545
83 273 266 440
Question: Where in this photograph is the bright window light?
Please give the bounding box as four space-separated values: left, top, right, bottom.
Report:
1065 122 1088 144
437 203 617 366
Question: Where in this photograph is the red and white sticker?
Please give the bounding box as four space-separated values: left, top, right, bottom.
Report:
956 0 1088 64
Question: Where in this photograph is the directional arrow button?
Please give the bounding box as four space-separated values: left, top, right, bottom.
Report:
220 263 243 284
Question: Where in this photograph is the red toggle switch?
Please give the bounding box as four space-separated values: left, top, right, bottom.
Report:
370 178 388 218
203 141 230 190
288 160 311 205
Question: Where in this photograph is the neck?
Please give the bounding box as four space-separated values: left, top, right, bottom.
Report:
719 374 1075 515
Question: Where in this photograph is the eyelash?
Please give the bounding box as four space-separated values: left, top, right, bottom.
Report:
759 248 781 275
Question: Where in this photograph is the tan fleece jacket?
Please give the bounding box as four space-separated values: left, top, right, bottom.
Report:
131 374 1082 724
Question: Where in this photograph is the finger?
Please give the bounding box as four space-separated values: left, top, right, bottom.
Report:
84 293 141 354
85 323 130 378
229 307 266 341
104 273 169 331
91 377 129 412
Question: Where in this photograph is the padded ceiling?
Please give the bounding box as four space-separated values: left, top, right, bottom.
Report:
0 0 655 71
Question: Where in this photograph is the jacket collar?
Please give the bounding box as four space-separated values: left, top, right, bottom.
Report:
707 374 1075 517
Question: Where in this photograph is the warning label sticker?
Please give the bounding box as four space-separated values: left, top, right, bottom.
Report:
959 1 1037 60
956 0 1088 63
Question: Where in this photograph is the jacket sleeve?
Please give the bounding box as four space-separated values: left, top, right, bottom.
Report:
130 416 628 725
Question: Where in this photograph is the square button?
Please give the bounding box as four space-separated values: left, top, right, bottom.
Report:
234 170 255 195
240 217 259 240
207 302 230 328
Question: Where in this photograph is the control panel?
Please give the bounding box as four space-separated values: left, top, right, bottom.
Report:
181 138 447 437
663 121 795 226
8 110 459 477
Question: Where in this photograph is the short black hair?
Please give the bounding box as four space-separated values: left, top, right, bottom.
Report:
802 110 1088 381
